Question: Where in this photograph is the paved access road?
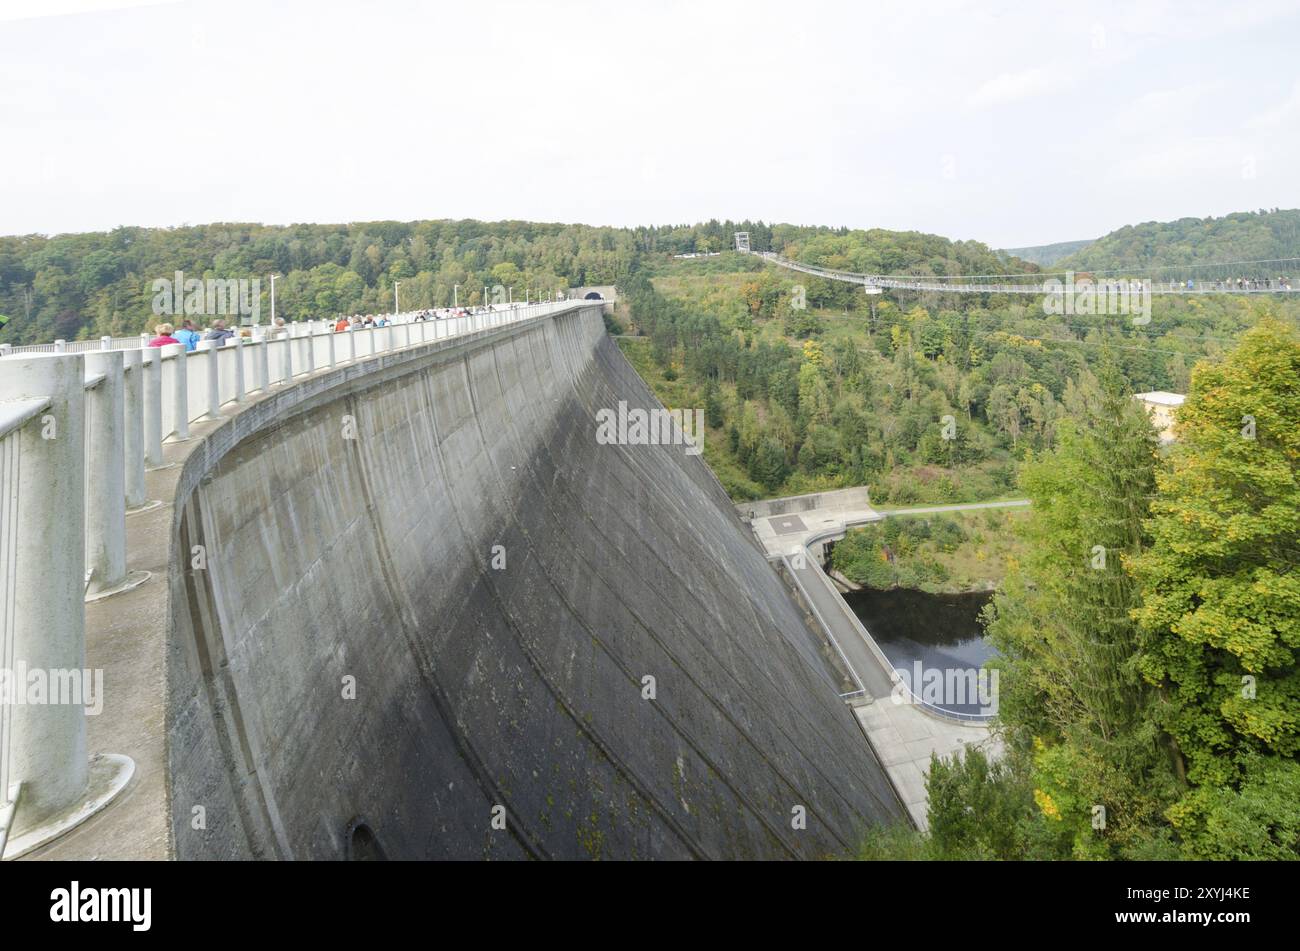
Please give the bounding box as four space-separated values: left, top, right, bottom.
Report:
874 499 1030 518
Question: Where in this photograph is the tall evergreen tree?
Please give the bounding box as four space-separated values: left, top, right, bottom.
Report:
985 362 1178 857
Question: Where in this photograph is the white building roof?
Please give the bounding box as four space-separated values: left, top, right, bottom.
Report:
1134 391 1186 407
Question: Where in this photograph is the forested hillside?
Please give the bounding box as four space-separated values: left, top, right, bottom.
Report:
1000 239 1093 267
0 220 637 345
780 229 1028 278
621 250 1300 504
1058 208 1300 275
858 321 1300 861
0 217 1036 345
22 209 1290 347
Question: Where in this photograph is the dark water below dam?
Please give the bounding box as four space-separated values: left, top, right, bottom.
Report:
842 587 996 675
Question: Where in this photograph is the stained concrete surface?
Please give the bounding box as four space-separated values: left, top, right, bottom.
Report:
153 304 907 860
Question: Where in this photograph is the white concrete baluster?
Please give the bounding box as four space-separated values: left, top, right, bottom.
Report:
83 350 131 599
121 349 146 506
302 323 315 374
280 331 294 384
142 347 165 467
0 354 85 836
199 339 221 420
0 355 134 859
253 328 269 393
230 336 245 402
165 344 189 442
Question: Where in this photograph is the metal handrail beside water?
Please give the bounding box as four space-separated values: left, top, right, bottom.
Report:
798 521 997 725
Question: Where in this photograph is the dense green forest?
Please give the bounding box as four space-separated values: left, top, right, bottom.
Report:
859 321 1300 860
4 208 1298 347
0 217 916 346
0 216 1007 345
830 509 1029 593
0 220 640 345
1000 239 1094 267
620 247 1300 505
1058 207 1300 276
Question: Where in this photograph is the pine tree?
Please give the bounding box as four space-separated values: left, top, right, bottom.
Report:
985 361 1178 856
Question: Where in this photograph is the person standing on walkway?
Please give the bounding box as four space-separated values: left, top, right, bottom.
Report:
205 319 235 342
175 319 201 351
148 323 179 347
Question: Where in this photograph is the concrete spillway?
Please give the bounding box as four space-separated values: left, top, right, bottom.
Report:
166 304 905 859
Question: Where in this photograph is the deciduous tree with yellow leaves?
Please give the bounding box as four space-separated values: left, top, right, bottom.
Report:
1131 317 1300 858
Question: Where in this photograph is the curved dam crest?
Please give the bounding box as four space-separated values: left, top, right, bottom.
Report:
166 305 905 859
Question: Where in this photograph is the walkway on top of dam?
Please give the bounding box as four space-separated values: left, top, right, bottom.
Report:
739 488 1018 829
12 302 907 860
12 303 579 861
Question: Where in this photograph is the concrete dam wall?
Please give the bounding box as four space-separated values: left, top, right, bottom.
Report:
166 304 905 859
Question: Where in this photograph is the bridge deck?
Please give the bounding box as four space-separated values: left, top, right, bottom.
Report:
751 251 1296 295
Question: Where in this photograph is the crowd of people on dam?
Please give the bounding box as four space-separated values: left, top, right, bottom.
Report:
145 305 501 348
147 318 242 348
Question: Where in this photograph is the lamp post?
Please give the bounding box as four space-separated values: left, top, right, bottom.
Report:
269 273 279 327
394 281 401 319
453 284 459 308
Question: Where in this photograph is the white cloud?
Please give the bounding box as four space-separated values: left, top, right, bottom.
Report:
967 68 1057 107
0 0 178 23
0 0 1297 247
1245 81 1300 130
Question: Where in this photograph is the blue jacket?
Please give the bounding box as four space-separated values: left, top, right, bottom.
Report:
175 328 201 351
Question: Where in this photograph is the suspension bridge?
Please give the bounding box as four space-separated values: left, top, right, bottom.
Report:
734 236 1299 296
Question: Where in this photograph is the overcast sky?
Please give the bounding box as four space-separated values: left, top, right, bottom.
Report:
2 0 1298 247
